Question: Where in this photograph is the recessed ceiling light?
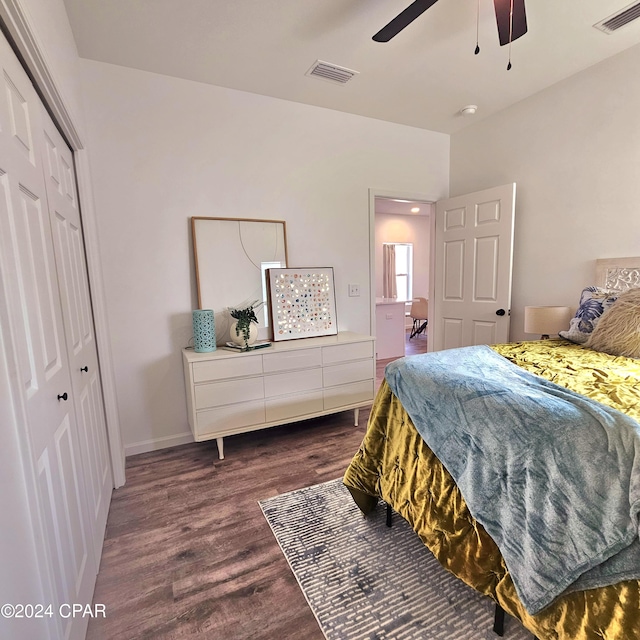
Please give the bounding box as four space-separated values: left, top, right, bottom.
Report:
392 199 412 203
460 105 478 116
411 207 420 213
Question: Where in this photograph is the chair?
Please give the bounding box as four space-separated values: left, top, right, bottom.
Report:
409 297 428 339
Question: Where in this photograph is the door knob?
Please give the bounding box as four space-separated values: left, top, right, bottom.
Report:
57 392 68 401
496 309 506 316
80 366 88 372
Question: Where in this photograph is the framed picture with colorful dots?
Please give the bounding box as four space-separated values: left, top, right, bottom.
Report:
266 267 338 341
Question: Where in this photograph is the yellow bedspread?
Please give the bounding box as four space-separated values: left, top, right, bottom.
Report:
343 340 640 640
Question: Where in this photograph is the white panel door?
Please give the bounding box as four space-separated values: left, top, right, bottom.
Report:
0 34 97 640
432 184 515 351
41 113 112 563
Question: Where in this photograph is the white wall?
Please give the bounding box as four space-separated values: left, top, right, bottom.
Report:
375 213 431 301
451 43 640 341
79 60 450 454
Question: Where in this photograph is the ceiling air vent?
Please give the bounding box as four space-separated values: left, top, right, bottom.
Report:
305 60 359 85
594 2 640 33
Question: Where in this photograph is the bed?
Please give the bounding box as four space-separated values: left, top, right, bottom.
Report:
343 259 640 640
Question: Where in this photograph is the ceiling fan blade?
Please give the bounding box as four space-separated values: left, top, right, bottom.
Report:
373 0 440 42
493 0 527 46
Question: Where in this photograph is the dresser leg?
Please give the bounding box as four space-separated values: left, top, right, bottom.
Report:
216 437 225 460
354 408 359 426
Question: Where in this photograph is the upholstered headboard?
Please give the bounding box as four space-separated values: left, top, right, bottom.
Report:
595 257 640 292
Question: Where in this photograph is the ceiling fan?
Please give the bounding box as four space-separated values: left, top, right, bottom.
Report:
373 0 527 47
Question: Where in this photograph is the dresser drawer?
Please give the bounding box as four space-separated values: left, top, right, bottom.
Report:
263 347 322 373
266 390 324 423
192 355 263 383
194 377 264 409
323 360 374 388
322 340 373 365
264 368 322 398
195 400 265 438
324 380 374 411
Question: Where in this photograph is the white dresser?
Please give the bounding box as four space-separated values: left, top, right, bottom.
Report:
183 331 375 458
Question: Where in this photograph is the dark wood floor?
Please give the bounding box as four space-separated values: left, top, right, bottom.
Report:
87 331 427 640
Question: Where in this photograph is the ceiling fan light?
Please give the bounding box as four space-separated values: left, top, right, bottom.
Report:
460 105 478 116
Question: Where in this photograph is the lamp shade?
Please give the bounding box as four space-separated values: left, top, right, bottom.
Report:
524 306 572 338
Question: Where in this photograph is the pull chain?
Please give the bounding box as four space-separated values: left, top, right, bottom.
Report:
474 0 480 54
507 0 514 70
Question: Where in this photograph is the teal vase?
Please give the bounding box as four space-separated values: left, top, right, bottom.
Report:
193 309 216 352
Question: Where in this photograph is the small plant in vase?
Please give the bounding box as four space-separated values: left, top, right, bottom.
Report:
228 301 263 350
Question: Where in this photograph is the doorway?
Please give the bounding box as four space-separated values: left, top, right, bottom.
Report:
370 191 435 373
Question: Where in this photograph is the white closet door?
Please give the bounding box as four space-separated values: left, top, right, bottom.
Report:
0 34 97 640
41 113 112 563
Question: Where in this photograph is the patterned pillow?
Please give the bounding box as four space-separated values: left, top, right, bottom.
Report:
558 286 619 344
585 288 640 358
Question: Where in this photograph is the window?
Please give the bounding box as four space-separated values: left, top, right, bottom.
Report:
394 243 413 302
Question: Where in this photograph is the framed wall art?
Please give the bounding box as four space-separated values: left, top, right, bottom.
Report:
267 267 337 341
192 217 288 343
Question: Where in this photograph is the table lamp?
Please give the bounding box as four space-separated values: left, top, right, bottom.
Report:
524 306 572 340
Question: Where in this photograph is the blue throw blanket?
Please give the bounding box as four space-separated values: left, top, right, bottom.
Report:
385 345 640 614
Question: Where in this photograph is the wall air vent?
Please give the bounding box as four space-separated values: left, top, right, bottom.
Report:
305 60 359 84
594 2 640 33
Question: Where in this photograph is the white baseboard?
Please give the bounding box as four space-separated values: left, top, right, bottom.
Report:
124 432 195 457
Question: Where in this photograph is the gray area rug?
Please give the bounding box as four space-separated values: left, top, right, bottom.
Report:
260 478 535 640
